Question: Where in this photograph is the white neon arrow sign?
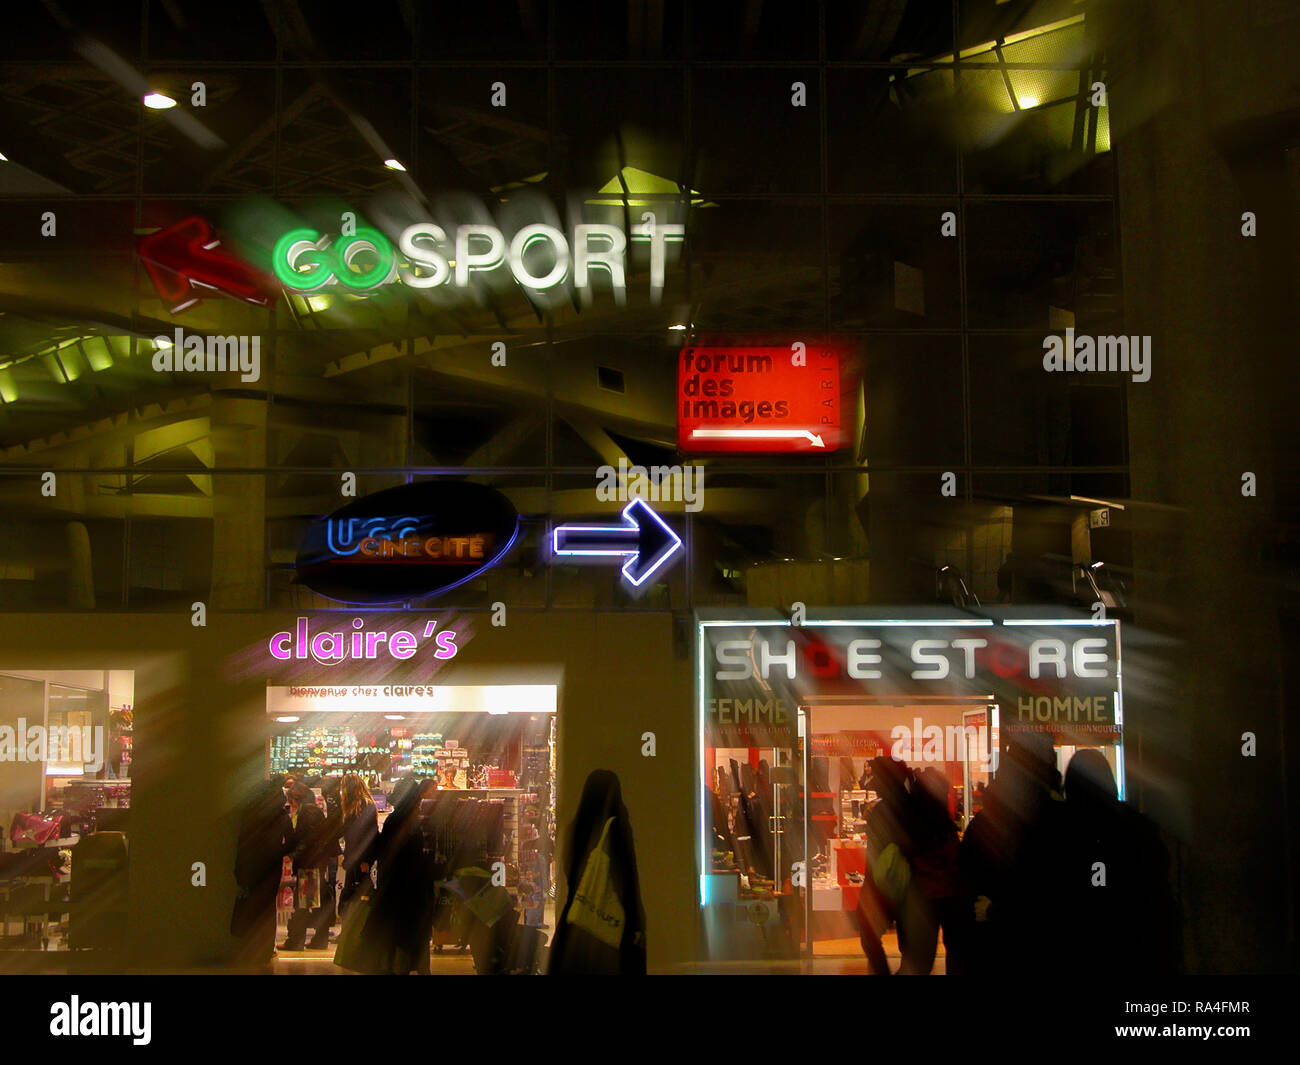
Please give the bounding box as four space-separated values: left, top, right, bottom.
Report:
552 498 683 587
690 428 825 447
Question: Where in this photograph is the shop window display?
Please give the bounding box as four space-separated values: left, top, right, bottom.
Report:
0 671 134 953
264 693 557 968
697 611 1124 967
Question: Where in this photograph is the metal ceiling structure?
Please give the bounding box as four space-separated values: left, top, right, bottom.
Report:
0 0 1122 611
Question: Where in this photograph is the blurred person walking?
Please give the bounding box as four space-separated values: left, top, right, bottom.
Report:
230 780 291 965
855 757 916 974
1062 749 1180 975
549 770 646 975
281 781 334 951
900 767 963 974
318 776 344 935
958 734 1071 976
365 776 438 973
338 773 379 918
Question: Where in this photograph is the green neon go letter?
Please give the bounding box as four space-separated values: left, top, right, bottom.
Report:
272 226 396 291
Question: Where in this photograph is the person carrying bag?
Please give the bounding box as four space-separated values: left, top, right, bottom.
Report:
566 817 624 948
331 875 378 972
549 770 646 975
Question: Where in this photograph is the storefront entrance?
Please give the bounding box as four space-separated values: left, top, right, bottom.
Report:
799 697 997 963
697 609 1124 968
263 682 558 973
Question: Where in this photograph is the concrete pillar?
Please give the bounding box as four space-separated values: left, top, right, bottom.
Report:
65 520 95 609
209 396 268 610
1101 0 1296 972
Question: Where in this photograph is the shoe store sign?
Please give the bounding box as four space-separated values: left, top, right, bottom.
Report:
701 615 1121 745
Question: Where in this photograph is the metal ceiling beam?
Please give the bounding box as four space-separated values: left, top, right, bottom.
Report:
560 418 631 469
198 83 323 192
0 393 213 464
850 0 908 60
0 102 101 194
462 412 546 469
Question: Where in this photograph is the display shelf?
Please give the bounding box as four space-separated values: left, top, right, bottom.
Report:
269 726 358 775
520 741 552 927
839 787 868 835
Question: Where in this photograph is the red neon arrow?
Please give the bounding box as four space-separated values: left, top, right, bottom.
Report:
138 216 278 314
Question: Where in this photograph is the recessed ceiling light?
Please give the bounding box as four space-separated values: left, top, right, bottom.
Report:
383 158 406 172
384 714 405 720
143 92 177 110
275 715 300 723
669 323 687 331
0 151 8 162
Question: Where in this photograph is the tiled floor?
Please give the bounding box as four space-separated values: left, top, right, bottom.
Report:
2 925 942 975
270 943 478 975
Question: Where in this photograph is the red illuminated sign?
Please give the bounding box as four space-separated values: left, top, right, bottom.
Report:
677 344 842 453
138 216 278 314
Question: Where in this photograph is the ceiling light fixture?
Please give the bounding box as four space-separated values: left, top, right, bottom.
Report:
143 91 177 110
383 158 406 172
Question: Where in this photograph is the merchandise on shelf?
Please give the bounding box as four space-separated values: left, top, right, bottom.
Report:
269 726 359 775
411 732 444 776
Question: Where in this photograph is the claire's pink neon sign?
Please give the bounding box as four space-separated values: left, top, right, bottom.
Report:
269 617 458 666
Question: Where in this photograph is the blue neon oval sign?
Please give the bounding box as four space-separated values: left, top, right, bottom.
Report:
296 481 519 605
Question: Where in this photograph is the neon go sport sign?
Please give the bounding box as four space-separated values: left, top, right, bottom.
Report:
272 217 685 301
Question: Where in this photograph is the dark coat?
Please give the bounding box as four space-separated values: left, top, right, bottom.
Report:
549 770 646 975
319 789 344 861
342 801 379 874
287 800 331 873
1062 750 1180 975
358 780 439 973
958 757 1071 977
230 785 291 943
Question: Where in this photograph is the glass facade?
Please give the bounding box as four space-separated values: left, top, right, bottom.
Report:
0 0 1296 999
0 1 1123 623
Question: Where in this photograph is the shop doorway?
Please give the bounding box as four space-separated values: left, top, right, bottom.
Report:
798 696 1000 964
263 683 558 973
697 611 1125 971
